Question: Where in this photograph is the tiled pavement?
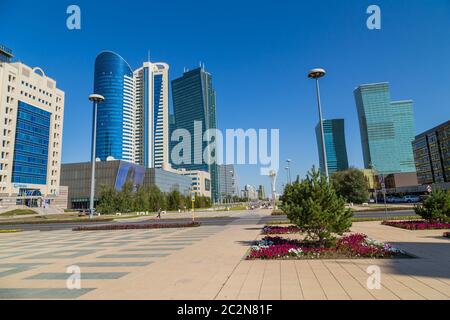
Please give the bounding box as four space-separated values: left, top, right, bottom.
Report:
0 213 449 300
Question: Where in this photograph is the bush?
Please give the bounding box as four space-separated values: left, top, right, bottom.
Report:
331 168 369 204
280 167 353 243
414 190 450 222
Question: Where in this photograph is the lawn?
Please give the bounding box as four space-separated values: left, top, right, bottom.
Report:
0 209 37 217
0 213 115 225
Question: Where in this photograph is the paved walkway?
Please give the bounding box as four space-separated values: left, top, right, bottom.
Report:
0 211 448 300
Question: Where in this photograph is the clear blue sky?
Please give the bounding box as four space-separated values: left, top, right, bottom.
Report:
2 0 450 193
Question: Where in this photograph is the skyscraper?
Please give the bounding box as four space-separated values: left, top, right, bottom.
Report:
354 83 416 174
171 67 220 202
93 51 169 168
0 45 65 202
218 164 236 199
133 62 169 168
315 119 349 175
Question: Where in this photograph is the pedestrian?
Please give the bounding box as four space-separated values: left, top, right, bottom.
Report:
157 208 162 219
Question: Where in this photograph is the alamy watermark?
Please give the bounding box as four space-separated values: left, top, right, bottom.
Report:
66 265 81 290
366 265 382 290
367 5 381 30
66 5 81 30
171 122 279 176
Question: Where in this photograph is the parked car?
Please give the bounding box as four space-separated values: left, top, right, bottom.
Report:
386 196 403 204
402 195 421 203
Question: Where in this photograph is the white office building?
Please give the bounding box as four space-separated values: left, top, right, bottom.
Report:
0 45 65 207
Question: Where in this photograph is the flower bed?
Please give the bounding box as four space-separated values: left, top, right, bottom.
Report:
73 222 200 231
262 225 302 235
382 220 450 230
247 234 406 260
444 232 450 238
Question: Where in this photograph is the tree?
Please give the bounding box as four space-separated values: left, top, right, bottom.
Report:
115 182 134 213
96 185 118 214
148 186 163 212
280 167 353 243
133 186 149 212
415 190 450 222
331 168 369 204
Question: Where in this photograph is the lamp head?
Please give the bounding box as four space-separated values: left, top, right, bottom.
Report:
308 68 326 79
89 94 105 103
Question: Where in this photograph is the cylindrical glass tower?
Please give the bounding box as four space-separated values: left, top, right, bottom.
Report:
94 51 134 162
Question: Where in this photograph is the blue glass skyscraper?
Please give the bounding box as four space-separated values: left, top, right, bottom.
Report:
94 51 134 162
315 119 349 175
354 83 416 174
171 67 220 202
93 52 169 168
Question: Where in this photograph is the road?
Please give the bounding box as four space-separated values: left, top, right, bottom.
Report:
0 209 417 232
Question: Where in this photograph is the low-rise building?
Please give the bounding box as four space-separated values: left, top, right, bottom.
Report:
60 161 192 209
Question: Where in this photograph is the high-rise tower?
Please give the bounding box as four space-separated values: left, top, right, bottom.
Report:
93 52 169 168
315 119 349 175
171 67 220 202
354 82 416 174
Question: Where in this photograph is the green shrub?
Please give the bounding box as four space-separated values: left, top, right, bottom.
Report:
414 190 450 222
280 167 353 243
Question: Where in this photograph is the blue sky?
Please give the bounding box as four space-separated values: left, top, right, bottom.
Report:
2 0 450 193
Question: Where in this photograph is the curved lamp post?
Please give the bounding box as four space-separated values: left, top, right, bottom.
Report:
88 94 105 219
308 68 329 181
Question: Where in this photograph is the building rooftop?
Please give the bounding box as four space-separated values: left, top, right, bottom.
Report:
415 120 450 139
0 44 14 58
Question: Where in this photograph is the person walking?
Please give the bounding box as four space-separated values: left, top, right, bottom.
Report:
157 208 162 219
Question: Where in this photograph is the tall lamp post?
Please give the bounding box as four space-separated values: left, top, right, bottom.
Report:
308 68 329 181
88 94 105 219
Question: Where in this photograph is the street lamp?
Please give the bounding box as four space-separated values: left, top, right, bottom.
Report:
88 93 105 219
285 166 290 185
308 68 329 181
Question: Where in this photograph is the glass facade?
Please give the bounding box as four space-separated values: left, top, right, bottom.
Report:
354 83 416 174
171 67 220 202
12 101 50 185
315 119 349 175
94 51 133 162
413 121 450 184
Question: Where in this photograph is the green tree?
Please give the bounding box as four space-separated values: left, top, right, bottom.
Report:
147 186 163 212
96 185 118 214
281 167 353 243
166 190 184 211
415 190 450 222
115 182 134 213
331 168 369 204
133 186 149 212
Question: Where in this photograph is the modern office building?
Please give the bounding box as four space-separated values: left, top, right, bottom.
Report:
242 184 258 201
257 185 266 200
315 119 349 175
171 66 220 202
354 82 416 174
178 169 211 198
0 45 65 207
60 160 192 209
412 120 450 185
93 51 169 168
218 164 236 200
